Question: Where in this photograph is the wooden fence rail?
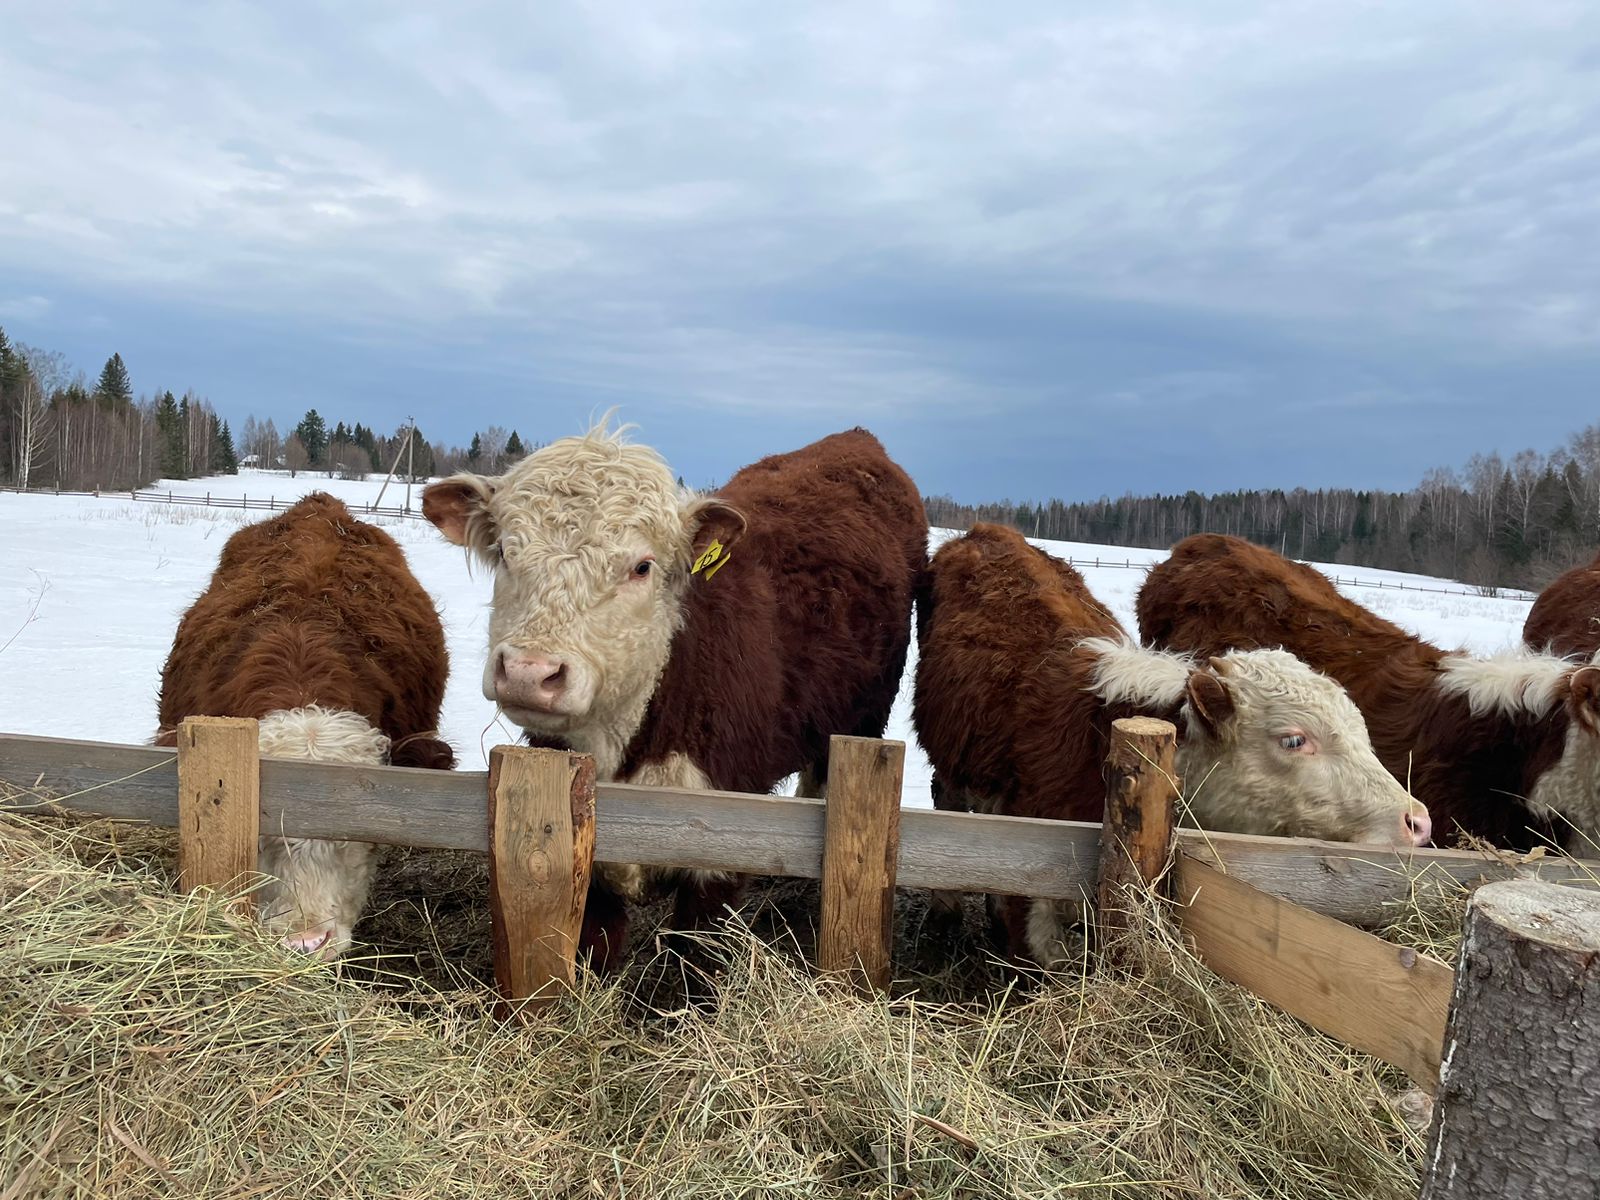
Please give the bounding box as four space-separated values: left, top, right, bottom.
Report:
4 731 1592 925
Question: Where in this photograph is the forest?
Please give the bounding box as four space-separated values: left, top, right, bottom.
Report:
2 325 1594 590
925 430 1600 591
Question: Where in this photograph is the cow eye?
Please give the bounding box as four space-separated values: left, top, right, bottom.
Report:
632 558 654 578
1279 733 1308 751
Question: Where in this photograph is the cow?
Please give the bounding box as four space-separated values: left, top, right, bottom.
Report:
422 421 927 970
913 523 1430 966
1525 552 1600 661
1137 534 1600 853
157 492 455 959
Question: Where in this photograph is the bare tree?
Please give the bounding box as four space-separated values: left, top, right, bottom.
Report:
1507 448 1543 540
8 371 50 489
479 424 508 472
282 433 308 477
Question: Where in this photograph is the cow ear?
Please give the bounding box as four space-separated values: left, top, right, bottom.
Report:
684 497 747 574
1569 666 1600 738
423 475 497 555
1185 668 1237 738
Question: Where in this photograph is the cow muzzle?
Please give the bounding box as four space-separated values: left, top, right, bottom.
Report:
495 650 587 716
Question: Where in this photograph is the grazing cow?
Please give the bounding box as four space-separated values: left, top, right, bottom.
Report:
1525 552 1600 661
1137 534 1600 852
913 523 1429 966
157 493 455 959
422 421 926 968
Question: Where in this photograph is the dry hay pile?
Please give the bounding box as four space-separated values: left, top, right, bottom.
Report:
1 813 1437 1200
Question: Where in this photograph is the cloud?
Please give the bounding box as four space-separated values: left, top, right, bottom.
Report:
0 295 51 321
0 1 1597 499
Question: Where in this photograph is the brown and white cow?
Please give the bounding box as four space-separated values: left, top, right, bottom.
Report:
913 523 1429 966
157 492 455 959
423 421 926 968
1525 551 1600 662
1138 534 1600 853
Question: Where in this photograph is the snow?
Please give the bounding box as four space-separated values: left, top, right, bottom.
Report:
1 470 1537 806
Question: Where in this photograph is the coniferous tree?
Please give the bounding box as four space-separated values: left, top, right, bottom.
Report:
467 432 482 466
155 391 184 479
505 430 525 460
294 409 328 464
211 415 239 474
95 353 133 406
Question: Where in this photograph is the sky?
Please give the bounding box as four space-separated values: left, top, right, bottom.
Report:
2 1 1598 502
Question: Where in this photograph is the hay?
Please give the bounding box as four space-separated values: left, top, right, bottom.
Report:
1 813 1433 1199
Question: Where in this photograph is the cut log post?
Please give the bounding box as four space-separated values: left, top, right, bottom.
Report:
1096 716 1179 956
1420 879 1600 1199
176 716 260 910
819 735 905 993
487 745 596 1016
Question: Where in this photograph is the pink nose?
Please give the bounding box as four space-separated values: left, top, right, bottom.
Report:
496 652 569 711
284 929 333 956
1405 809 1433 847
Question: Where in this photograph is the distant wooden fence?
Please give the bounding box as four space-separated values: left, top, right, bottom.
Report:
0 485 428 520
2 722 1596 1092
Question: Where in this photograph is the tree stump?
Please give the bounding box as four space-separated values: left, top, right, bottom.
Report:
1421 879 1600 1199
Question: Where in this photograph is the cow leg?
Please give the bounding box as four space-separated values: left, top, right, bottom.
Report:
795 762 827 800
623 754 748 1001
579 875 631 975
928 773 975 916
1024 894 1089 971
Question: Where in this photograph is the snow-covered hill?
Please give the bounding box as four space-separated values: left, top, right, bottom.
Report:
1 471 1537 806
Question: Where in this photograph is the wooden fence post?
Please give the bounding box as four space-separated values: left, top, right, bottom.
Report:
819 735 904 993
176 716 260 910
1420 880 1600 1198
1096 716 1178 956
487 745 596 1015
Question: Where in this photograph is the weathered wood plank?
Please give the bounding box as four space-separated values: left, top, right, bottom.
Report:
487 747 596 1013
0 733 179 824
1170 828 1598 925
1176 854 1453 1087
819 736 904 992
1097 717 1179 952
6 731 1599 921
176 717 260 907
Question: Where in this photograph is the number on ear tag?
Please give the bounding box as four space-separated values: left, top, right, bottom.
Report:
692 540 730 579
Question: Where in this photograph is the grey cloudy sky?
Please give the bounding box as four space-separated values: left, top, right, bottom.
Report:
2 2 1598 501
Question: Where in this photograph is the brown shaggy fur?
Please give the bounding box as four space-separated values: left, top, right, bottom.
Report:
621 428 927 791
913 523 1188 957
537 429 927 963
156 493 455 771
1525 551 1600 661
1136 534 1565 849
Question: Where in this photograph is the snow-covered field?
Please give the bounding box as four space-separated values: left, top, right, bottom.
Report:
1 471 1537 806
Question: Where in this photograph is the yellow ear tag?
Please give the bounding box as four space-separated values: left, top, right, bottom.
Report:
692 540 730 580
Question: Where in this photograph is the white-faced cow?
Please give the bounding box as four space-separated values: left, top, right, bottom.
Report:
157 493 455 959
1138 534 1600 853
423 421 926 968
913 523 1429 966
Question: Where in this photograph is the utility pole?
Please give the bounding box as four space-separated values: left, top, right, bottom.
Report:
373 418 417 512
405 416 416 513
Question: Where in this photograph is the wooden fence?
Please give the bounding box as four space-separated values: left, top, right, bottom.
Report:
4 721 1598 1138
0 485 427 519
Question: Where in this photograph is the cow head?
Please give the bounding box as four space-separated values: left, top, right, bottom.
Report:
1179 648 1432 846
255 706 388 960
423 423 744 773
